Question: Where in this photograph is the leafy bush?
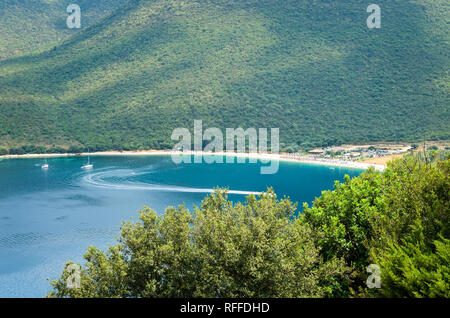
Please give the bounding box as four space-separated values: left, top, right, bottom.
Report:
375 228 450 298
370 158 449 297
302 156 450 297
48 189 348 298
302 169 383 296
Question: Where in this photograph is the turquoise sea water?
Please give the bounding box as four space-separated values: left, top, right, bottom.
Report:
0 155 363 297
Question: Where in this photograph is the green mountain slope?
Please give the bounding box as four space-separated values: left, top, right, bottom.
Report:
0 0 449 153
0 0 127 59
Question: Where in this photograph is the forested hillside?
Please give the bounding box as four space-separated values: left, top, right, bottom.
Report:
0 0 448 153
0 0 127 59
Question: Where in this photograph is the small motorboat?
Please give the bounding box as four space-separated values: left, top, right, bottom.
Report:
41 159 49 170
81 149 93 170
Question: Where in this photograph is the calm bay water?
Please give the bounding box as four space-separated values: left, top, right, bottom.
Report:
0 155 362 297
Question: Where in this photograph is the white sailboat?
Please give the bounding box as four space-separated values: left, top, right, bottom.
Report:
41 158 49 170
81 149 93 170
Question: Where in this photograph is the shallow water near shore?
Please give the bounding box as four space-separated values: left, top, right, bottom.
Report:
0 155 363 297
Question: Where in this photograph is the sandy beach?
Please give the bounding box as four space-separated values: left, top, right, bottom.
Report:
0 150 386 170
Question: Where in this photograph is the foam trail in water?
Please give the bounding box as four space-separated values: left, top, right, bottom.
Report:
82 168 260 195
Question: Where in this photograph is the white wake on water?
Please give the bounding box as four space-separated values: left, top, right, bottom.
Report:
81 167 260 195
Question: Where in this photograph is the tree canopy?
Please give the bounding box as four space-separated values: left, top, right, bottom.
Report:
48 188 348 298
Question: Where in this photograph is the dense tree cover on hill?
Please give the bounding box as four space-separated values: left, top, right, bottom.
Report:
0 0 127 60
0 0 449 153
49 156 449 298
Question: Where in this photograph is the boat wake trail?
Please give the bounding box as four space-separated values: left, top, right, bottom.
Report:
81 168 260 196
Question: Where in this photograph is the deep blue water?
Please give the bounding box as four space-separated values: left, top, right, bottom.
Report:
0 155 363 297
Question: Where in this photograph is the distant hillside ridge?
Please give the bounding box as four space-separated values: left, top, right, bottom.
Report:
0 0 448 153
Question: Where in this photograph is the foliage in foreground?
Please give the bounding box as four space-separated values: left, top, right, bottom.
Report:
375 231 449 297
48 189 347 298
303 156 449 297
49 157 449 298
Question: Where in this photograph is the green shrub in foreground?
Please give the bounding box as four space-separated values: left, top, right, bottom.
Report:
48 189 348 298
303 157 449 297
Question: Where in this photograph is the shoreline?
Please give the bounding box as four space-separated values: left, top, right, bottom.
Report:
0 150 386 170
